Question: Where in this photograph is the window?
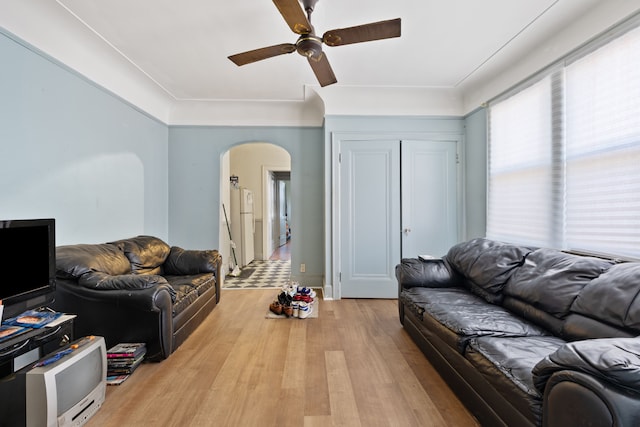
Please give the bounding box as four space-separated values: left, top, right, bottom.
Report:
487 77 554 247
487 18 640 258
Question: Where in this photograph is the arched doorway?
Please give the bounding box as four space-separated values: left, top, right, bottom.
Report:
219 142 292 286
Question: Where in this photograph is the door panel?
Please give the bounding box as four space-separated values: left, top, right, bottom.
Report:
340 140 400 298
401 140 459 258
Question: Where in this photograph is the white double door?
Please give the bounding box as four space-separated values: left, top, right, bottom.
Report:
338 139 459 298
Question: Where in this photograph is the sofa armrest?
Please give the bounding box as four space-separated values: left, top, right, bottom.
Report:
533 337 640 427
541 370 640 427
55 278 174 312
533 337 640 394
78 271 177 302
396 257 461 290
52 278 174 360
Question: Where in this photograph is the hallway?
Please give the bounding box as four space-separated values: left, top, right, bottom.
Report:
269 240 291 261
223 241 291 289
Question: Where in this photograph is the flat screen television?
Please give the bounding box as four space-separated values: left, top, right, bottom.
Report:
0 218 56 320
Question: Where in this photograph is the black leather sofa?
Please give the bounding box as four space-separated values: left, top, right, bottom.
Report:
397 238 640 427
52 235 222 361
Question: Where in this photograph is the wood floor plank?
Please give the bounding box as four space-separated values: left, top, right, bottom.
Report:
86 289 479 427
325 350 362 427
303 317 332 417
282 321 307 388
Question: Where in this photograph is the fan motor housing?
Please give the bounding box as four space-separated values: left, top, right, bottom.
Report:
296 35 323 61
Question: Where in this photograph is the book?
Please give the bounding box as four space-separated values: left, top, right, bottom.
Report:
107 367 140 376
107 342 146 359
106 375 130 386
107 354 145 367
107 354 145 372
107 364 143 376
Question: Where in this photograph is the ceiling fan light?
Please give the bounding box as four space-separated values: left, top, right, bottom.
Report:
296 35 323 59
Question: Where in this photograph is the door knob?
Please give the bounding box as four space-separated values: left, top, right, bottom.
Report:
403 227 411 234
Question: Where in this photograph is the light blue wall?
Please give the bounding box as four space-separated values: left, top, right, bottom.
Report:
0 30 169 245
0 27 490 284
321 114 488 243
324 115 465 135
168 126 324 285
464 108 487 239
322 115 468 295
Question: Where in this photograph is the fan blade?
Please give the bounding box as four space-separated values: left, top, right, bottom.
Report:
228 44 296 66
308 53 337 87
273 0 313 34
323 18 401 47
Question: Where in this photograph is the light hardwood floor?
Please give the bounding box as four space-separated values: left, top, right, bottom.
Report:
87 289 479 427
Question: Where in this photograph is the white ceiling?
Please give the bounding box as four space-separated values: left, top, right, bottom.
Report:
2 0 638 124
54 0 602 101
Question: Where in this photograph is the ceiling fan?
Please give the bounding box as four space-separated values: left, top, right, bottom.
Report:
228 0 401 87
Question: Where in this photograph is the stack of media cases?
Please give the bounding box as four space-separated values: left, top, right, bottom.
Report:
106 343 146 385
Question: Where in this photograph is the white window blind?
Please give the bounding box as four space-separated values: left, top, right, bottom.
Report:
565 24 640 258
487 16 640 258
487 77 554 247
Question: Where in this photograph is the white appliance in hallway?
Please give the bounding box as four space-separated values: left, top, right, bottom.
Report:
230 187 255 267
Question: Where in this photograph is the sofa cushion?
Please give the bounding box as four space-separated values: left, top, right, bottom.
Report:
562 313 637 341
466 335 566 423
400 286 450 320
56 243 131 278
110 236 171 275
571 262 640 332
165 273 215 296
402 287 548 353
504 249 613 319
171 283 200 316
503 297 566 337
164 247 219 276
446 238 532 299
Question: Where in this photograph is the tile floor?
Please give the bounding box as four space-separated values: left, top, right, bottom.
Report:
223 259 291 289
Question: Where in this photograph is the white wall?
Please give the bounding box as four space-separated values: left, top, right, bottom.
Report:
461 1 640 112
229 143 291 261
229 143 291 223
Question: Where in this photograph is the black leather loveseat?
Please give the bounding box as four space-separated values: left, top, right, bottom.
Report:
53 235 222 361
397 238 640 427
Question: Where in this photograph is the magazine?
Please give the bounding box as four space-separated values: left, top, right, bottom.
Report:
107 343 146 359
4 310 62 329
0 324 29 343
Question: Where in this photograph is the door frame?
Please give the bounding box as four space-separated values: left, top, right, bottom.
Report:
262 165 290 261
329 131 466 300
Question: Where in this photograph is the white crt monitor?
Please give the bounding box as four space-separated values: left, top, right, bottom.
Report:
25 336 107 427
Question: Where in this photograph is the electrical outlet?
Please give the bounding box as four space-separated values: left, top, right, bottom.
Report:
300 263 306 273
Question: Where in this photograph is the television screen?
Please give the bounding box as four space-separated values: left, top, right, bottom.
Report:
0 219 56 318
55 343 104 415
